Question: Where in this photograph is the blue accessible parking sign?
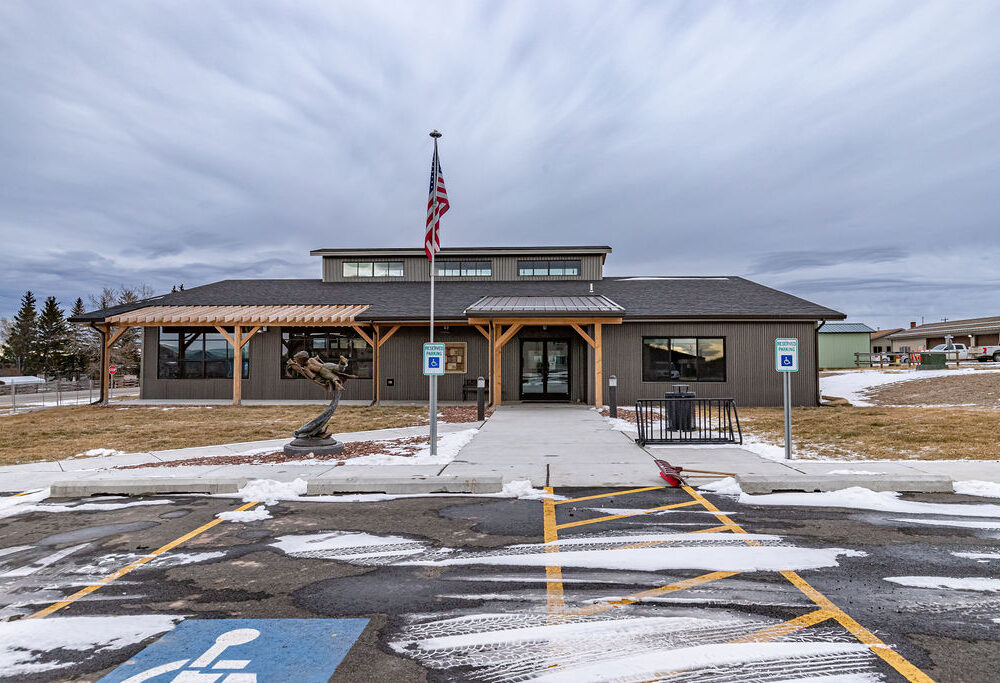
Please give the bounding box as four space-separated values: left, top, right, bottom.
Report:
99 618 369 682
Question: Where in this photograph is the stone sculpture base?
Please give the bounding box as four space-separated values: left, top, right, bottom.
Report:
283 436 345 457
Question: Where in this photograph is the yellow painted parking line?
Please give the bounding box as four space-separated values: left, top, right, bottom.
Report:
542 487 564 612
730 608 835 643
544 484 936 683
555 499 700 530
9 489 42 497
555 486 665 505
565 570 739 617
690 524 740 534
28 501 259 620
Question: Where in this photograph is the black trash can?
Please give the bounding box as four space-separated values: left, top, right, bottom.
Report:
666 385 696 431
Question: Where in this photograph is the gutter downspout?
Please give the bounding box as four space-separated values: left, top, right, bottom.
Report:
87 323 107 405
815 320 824 405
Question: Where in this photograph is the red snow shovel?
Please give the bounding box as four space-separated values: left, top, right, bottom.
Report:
652 460 737 487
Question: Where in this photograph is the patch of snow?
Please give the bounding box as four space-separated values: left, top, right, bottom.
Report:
217 506 271 522
699 477 743 495
739 487 1000 518
739 434 791 461
825 469 883 475
271 530 428 564
27 500 171 513
73 448 125 458
535 532 776 547
819 367 1000 406
496 479 555 499
236 478 307 504
605 416 638 432
884 576 1000 592
0 489 50 519
343 428 478 467
954 480 1000 498
403 545 865 572
0 614 181 675
530 642 871 682
951 551 1000 561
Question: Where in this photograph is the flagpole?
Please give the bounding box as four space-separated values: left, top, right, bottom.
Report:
429 131 440 456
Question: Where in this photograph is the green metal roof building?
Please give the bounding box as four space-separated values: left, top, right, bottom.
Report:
818 322 876 368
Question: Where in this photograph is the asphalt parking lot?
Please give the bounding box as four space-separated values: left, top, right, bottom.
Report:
0 485 998 682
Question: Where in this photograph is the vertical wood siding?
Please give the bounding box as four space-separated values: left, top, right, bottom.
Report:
376 326 489 401
602 321 819 407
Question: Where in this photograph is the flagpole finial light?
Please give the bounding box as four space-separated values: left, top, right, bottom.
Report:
429 129 442 139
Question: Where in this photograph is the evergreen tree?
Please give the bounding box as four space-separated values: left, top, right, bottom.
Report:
66 298 94 379
37 296 70 378
0 291 40 374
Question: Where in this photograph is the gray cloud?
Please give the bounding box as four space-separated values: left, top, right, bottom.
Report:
1 0 999 330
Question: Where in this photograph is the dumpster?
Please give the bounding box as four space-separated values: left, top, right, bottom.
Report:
665 384 696 431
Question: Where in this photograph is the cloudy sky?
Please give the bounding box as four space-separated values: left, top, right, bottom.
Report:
1 1 998 328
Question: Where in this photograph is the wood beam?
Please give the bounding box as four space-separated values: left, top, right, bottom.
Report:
351 324 375 347
377 324 401 349
571 323 596 348
214 326 235 346
496 323 523 348
232 325 243 406
241 326 261 349
594 323 603 409
473 324 490 340
107 325 129 347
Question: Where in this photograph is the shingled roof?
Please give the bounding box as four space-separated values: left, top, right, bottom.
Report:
71 276 845 323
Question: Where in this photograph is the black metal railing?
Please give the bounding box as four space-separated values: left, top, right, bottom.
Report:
635 397 742 446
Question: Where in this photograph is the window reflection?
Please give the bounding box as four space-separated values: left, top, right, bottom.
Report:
641 337 726 382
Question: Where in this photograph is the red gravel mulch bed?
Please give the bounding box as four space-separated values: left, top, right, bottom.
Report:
118 435 431 470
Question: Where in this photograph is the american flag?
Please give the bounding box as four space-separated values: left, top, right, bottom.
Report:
425 141 450 261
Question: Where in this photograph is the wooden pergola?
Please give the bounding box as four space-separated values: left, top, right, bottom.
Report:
98 304 371 405
467 316 623 408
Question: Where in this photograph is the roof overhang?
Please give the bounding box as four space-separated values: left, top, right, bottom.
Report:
464 295 624 319
105 304 371 326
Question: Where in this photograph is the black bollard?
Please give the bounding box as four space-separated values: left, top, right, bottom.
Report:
608 375 618 418
476 375 485 421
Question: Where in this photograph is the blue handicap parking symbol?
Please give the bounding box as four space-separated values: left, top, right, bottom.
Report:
99 618 368 683
428 357 441 368
780 354 793 366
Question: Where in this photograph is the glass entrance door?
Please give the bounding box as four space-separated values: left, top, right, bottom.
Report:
520 339 571 400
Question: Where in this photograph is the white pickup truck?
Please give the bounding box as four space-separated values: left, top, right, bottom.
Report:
921 342 1000 362
970 344 1000 362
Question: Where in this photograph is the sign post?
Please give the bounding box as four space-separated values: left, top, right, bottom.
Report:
423 342 445 450
108 365 117 402
774 338 798 459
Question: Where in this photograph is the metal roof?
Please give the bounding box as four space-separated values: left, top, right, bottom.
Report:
818 322 876 334
465 295 624 316
889 316 1000 339
310 245 612 257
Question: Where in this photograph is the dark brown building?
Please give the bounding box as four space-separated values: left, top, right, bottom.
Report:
72 245 845 407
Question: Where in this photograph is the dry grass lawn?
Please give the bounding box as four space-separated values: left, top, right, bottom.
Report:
0 404 432 465
740 406 1000 461
864 372 1000 408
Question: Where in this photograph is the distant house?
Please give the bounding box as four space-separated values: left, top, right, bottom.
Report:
870 328 902 353
817 322 876 368
887 316 1000 352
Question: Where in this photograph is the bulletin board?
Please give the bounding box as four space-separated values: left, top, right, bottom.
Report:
445 342 467 374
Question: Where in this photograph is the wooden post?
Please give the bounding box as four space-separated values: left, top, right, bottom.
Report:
232 325 243 405
100 324 110 405
493 324 503 406
594 322 603 408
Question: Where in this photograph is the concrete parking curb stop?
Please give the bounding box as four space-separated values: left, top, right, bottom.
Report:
736 473 954 494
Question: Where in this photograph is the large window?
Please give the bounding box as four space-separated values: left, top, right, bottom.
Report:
342 261 404 278
157 328 249 379
518 259 581 276
435 260 492 277
642 337 726 382
281 329 373 379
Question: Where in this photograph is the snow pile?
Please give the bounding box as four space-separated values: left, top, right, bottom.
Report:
699 477 742 495
0 615 181 676
884 576 1000 592
217 506 271 522
738 487 1000 518
819 367 1000 406
73 448 125 458
605 416 638 432
954 480 1000 498
497 479 556 499
237 478 307 504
